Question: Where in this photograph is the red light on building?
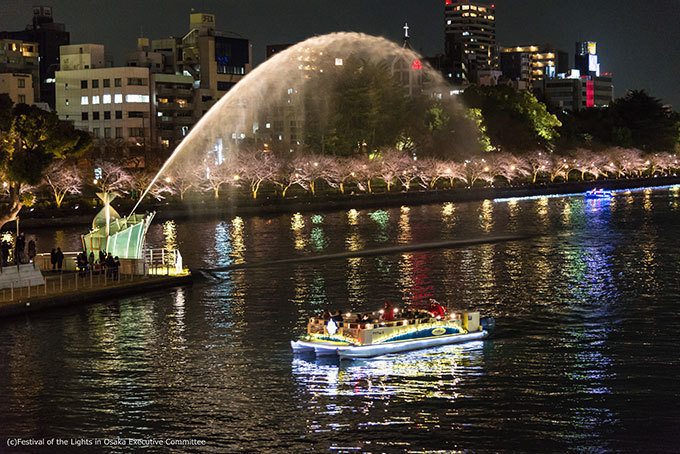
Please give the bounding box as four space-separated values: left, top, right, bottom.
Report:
586 80 594 107
446 0 452 4
412 60 422 70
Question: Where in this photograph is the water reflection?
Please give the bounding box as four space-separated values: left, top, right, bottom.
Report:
292 341 484 400
479 199 494 232
398 206 411 244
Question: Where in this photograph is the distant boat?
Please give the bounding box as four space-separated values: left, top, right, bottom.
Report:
291 305 494 360
585 188 613 199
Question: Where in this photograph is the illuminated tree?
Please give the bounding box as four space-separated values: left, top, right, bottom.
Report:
353 156 380 193
42 160 82 207
324 156 357 195
93 161 134 195
202 161 236 199
272 156 308 198
484 152 519 184
525 150 551 183
375 149 410 192
0 97 91 228
237 150 278 199
461 158 490 187
547 155 570 182
569 149 606 181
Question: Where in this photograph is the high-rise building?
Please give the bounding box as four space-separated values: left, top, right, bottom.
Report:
1 6 70 108
147 13 252 149
444 0 498 85
575 41 600 78
500 45 568 89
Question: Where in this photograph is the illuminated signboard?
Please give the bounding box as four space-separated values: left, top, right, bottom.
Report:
586 80 594 108
588 42 597 55
589 54 598 72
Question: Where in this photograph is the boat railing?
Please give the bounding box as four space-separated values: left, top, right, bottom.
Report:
309 316 441 331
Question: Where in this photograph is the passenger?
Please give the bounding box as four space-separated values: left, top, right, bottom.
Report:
331 311 343 323
429 298 446 318
382 301 395 321
321 310 331 320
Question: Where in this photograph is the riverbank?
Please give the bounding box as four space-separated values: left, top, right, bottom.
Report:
8 176 680 230
0 272 193 318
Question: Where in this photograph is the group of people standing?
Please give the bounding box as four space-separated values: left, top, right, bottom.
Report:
1 232 37 266
74 250 120 279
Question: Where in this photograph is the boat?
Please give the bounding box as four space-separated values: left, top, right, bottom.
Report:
585 188 613 199
291 304 494 360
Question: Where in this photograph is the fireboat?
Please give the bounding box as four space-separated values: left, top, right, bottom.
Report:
291 302 494 360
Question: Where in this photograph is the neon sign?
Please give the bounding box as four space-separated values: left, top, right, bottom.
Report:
412 60 422 70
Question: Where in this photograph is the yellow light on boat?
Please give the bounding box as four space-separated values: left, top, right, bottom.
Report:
403 320 408 326
393 308 398 313
365 324 373 329
345 312 351 318
379 309 384 314
436 315 441 320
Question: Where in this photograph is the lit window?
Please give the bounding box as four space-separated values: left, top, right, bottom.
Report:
114 94 123 104
92 95 100 105
125 94 149 103
65 99 69 106
81 96 89 105
103 94 111 104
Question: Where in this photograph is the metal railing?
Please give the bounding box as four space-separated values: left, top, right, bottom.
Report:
142 248 184 275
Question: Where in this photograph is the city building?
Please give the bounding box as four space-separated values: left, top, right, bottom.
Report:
146 13 252 150
500 45 568 89
0 38 40 103
575 41 600 77
444 0 498 85
55 44 152 146
541 41 612 111
1 6 70 107
0 73 34 105
541 71 613 111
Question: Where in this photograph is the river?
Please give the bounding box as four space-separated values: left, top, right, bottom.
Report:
1 186 679 452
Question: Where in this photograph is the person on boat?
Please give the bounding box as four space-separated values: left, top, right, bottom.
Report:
382 301 395 321
320 310 331 320
429 298 446 318
331 311 343 323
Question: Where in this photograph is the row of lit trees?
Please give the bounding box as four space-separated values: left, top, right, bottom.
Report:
26 147 679 206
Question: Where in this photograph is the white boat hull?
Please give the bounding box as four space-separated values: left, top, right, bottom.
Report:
291 330 488 359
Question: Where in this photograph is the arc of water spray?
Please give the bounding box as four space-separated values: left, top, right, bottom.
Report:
130 32 443 216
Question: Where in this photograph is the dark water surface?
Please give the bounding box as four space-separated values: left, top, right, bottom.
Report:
1 187 679 452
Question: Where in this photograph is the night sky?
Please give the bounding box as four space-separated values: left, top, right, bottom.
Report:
2 0 679 108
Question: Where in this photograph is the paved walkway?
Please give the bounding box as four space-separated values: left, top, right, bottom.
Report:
0 270 192 317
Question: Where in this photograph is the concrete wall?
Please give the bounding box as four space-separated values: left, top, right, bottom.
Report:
0 263 45 289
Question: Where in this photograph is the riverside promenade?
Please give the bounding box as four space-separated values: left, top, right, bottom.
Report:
0 270 192 318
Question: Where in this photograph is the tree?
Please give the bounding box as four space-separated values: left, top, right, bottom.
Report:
461 85 562 152
0 98 91 228
93 161 134 195
43 160 82 207
236 150 278 199
612 90 678 152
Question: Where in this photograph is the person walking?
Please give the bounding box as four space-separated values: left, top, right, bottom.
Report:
88 251 95 270
55 247 64 271
50 248 56 270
